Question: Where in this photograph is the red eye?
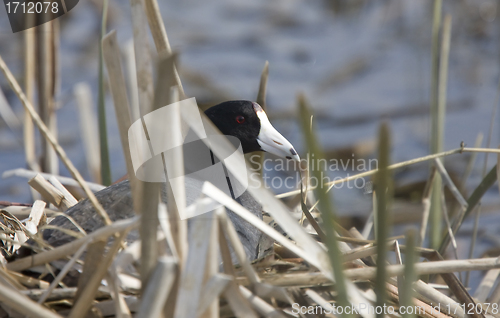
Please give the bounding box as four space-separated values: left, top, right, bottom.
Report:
236 115 245 124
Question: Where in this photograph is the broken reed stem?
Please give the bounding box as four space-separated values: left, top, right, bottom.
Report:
49 176 78 207
0 55 112 226
249 61 269 175
174 211 214 318
276 147 499 199
28 174 74 211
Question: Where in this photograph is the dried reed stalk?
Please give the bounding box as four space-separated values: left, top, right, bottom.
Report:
36 20 58 175
218 224 257 317
198 274 231 317
101 30 140 213
23 16 39 182
74 83 101 183
413 280 465 318
130 0 154 118
136 256 177 317
200 209 220 318
420 167 436 246
106 270 132 318
48 176 78 207
174 210 215 318
344 257 500 280
474 268 500 302
123 40 140 122
21 287 109 302
239 285 286 318
139 54 178 288
24 200 46 235
237 257 500 286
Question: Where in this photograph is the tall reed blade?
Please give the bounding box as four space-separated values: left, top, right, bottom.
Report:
429 0 444 250
141 55 179 283
75 83 101 183
374 122 393 318
102 31 141 213
98 0 112 186
401 229 417 318
297 94 350 315
249 61 269 176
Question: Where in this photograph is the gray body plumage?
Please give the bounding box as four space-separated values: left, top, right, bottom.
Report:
42 179 265 261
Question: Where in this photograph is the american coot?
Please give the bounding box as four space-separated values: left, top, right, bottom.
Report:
39 100 299 261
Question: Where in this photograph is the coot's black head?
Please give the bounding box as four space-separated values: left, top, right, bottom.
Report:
204 100 300 161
